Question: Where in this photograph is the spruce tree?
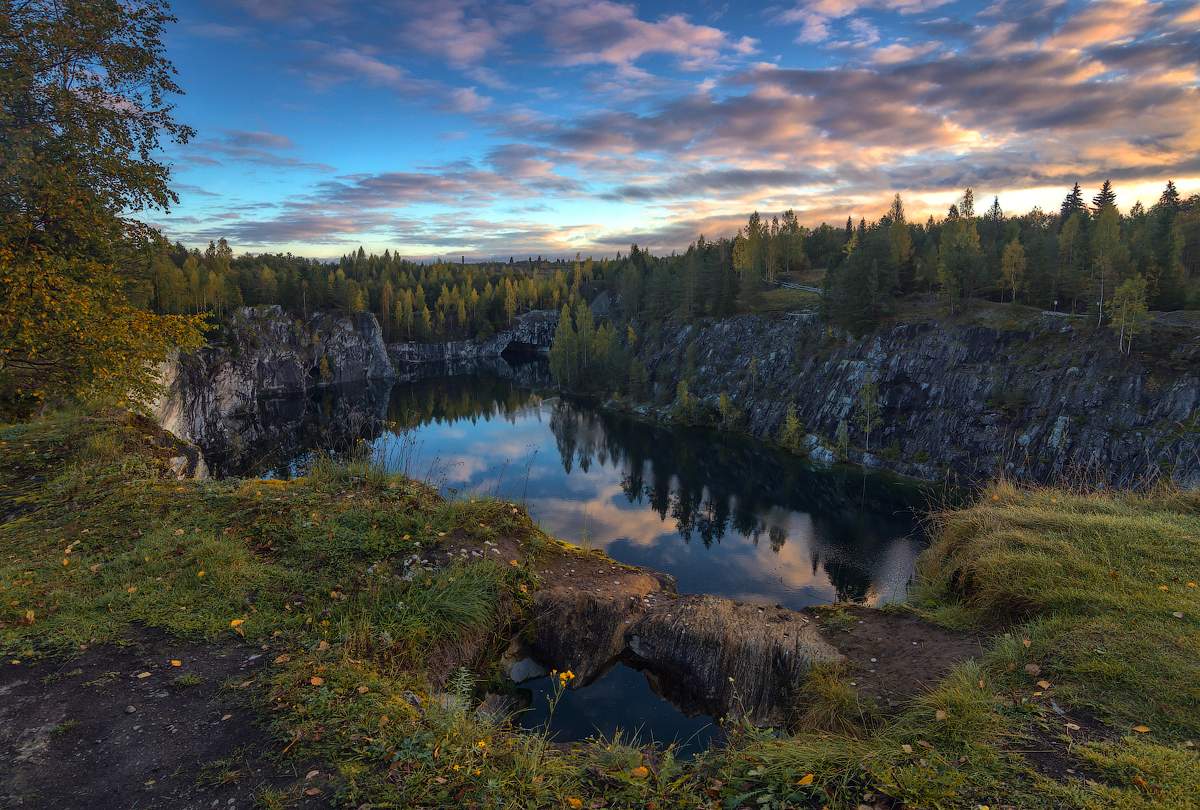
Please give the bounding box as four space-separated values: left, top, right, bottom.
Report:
1092 179 1116 211
1060 183 1085 222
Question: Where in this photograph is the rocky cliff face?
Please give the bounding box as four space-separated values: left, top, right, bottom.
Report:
155 306 394 454
634 312 1200 488
387 309 558 366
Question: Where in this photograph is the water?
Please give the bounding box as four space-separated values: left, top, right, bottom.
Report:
214 359 931 751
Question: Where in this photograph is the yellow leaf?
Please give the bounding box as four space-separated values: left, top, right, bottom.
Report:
1132 725 1151 734
62 558 69 566
630 765 649 778
797 773 814 786
1037 680 1052 689
136 671 151 679
229 618 245 627
310 676 325 686
170 659 182 667
357 685 369 694
567 799 583 809
196 570 205 578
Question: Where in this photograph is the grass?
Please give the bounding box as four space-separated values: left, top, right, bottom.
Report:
2 412 1198 808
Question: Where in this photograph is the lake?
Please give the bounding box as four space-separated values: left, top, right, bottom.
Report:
213 359 932 755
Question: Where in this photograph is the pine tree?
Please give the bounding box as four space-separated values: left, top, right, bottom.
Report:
1060 183 1085 222
1092 179 1116 211
1158 180 1181 211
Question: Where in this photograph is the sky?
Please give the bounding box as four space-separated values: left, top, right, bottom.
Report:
152 0 1200 259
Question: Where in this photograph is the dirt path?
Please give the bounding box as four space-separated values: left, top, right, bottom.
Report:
810 606 984 708
0 627 331 810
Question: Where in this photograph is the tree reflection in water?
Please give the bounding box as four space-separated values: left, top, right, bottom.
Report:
212 360 933 608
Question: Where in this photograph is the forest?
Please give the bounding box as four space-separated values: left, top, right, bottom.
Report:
142 180 1200 342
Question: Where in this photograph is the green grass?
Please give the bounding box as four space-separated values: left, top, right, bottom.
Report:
3 412 1198 808
916 480 1200 740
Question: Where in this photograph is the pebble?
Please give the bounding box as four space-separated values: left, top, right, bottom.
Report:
125 705 137 714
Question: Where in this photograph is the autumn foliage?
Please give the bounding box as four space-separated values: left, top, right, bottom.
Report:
0 0 204 416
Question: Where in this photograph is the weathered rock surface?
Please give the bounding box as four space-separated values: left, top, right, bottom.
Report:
627 596 842 722
154 306 394 454
634 312 1200 488
524 545 842 722
388 309 558 366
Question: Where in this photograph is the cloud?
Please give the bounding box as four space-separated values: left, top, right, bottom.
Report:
778 0 954 43
445 87 493 113
385 0 758 74
180 129 334 172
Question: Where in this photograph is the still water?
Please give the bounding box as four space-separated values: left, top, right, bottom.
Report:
215 359 931 752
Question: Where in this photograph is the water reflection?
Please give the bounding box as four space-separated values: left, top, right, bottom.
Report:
215 360 929 610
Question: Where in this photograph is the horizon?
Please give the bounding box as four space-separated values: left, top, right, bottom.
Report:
150 0 1200 259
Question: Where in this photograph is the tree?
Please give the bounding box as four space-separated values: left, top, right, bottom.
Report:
854 377 880 452
778 403 804 453
1092 179 1116 211
1091 203 1126 324
1000 238 1026 302
1060 183 1085 222
834 419 850 461
1 0 205 414
1110 274 1149 354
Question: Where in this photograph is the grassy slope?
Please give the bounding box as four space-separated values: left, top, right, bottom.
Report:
2 413 1197 808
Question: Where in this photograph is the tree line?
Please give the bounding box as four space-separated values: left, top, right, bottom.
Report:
138 240 593 342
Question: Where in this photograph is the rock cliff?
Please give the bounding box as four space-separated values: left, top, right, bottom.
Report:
387 309 558 366
154 305 394 454
632 311 1200 488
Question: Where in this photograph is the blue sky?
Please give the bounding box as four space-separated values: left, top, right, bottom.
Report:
151 0 1200 258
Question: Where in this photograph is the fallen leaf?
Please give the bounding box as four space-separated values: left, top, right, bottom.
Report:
1132 725 1151 734
357 685 370 694
1037 679 1051 689
1021 638 1031 648
274 654 290 664
935 709 948 721
1158 585 1169 591
567 799 583 809
136 671 151 679
310 676 325 686
317 640 329 652
196 570 205 578
1187 582 1197 589
1065 722 1081 731
901 744 913 754
305 770 320 780
630 765 649 778
433 777 446 785
170 660 182 667
1024 663 1041 677
304 787 321 796
797 773 814 786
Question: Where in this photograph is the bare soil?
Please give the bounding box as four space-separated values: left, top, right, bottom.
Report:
810 605 985 708
0 626 331 810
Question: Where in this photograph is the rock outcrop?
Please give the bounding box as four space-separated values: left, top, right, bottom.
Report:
154 306 394 454
632 312 1200 488
388 309 558 366
523 544 842 723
